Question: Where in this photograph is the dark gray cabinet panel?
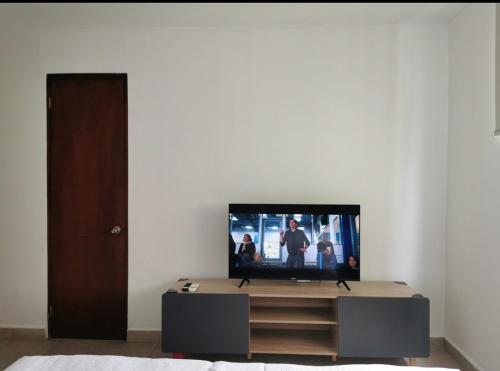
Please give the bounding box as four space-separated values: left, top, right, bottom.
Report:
337 296 429 358
162 293 249 354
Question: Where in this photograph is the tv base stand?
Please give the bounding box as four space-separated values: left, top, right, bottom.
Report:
238 278 250 288
336 280 351 291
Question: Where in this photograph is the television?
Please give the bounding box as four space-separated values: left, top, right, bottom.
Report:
229 204 360 284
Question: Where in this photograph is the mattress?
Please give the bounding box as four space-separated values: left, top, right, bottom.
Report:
5 355 459 371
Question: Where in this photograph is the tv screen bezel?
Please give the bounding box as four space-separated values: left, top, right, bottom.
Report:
228 203 360 281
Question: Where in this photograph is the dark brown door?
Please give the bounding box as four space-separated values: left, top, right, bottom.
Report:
47 74 128 340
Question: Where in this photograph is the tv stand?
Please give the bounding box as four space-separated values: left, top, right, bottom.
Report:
336 280 351 291
238 278 250 288
162 279 429 364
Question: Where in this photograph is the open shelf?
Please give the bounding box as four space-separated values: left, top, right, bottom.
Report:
250 307 336 325
248 295 337 359
250 329 337 356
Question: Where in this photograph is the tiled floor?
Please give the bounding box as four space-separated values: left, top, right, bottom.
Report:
0 338 462 370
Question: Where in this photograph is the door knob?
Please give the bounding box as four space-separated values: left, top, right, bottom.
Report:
110 225 121 235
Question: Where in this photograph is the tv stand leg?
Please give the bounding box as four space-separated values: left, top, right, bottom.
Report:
336 280 351 291
238 278 250 288
407 358 416 366
247 352 252 360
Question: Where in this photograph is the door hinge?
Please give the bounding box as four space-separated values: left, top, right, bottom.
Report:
48 304 54 318
48 97 52 109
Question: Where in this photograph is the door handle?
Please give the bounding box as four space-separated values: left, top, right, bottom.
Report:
110 225 122 235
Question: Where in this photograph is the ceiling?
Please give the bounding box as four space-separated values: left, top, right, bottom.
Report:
0 3 467 30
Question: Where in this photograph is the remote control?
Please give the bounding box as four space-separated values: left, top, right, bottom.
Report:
188 283 199 292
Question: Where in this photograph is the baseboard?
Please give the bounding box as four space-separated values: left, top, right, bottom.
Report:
127 330 161 342
0 327 161 343
0 327 46 340
444 337 482 371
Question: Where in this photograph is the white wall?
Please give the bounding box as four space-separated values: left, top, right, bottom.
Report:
447 4 500 371
0 21 448 335
390 22 448 337
0 29 46 329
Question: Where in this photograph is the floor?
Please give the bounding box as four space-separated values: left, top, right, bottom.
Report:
0 338 463 370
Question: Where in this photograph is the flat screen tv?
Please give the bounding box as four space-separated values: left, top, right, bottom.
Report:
229 204 360 283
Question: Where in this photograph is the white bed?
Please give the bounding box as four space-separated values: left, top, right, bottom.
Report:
5 355 459 371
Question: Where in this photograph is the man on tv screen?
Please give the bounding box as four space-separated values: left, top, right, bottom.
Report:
316 233 337 270
280 218 310 268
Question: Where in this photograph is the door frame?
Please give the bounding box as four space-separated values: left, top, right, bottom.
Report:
46 73 128 339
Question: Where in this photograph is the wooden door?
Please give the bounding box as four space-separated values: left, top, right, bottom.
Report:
47 74 128 340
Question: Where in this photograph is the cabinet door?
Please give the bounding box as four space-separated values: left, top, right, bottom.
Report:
337 296 429 358
162 293 249 354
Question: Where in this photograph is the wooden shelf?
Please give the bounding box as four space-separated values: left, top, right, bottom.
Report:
250 329 337 356
247 292 337 359
250 307 336 325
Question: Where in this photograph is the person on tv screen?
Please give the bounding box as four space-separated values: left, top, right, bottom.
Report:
229 233 238 268
280 218 310 268
238 234 256 266
316 233 337 270
338 255 360 280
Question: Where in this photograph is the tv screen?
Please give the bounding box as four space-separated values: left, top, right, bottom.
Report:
229 204 360 281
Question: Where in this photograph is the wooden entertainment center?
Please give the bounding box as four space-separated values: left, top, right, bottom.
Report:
162 279 429 365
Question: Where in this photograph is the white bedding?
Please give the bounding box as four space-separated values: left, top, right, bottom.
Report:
5 355 459 371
